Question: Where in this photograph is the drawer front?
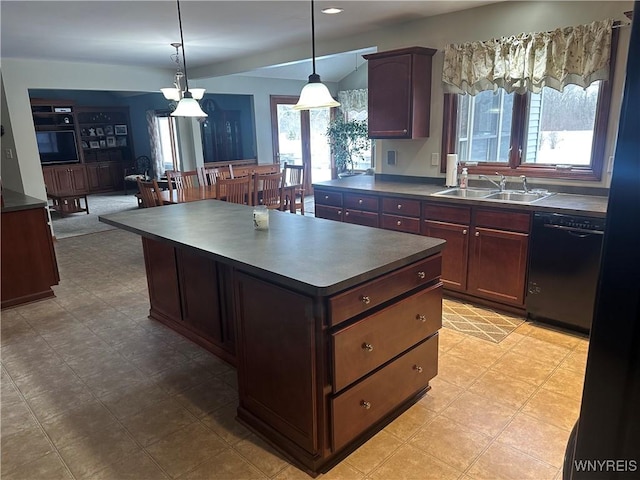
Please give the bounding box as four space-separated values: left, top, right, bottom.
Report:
343 209 379 228
382 197 421 217
475 208 531 233
381 214 421 234
315 205 343 222
329 254 442 326
315 190 343 207
344 193 379 211
423 202 471 224
332 283 442 392
331 334 438 451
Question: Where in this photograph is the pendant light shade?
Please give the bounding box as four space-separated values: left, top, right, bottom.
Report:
165 0 207 118
293 0 340 110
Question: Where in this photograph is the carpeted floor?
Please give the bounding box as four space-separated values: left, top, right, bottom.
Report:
442 297 525 343
50 192 140 239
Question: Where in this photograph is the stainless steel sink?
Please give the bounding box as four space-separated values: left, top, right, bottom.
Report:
433 187 498 198
484 191 553 203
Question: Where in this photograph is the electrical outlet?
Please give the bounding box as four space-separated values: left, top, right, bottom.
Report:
431 153 439 166
387 150 397 166
5 148 13 159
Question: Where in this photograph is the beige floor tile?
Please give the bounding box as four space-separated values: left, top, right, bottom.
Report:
151 362 218 395
200 403 252 446
494 330 526 351
410 415 492 472
26 381 96 422
522 388 581 431
508 336 572 366
345 430 403 475
0 424 55 475
174 377 238 418
437 328 467 353
437 353 487 389
122 397 198 446
467 442 558 480
1 451 72 480
467 369 538 410
100 381 172 420
1 398 40 436
40 401 119 448
560 349 588 374
524 323 585 349
180 448 266 479
445 335 507 368
490 351 556 386
146 422 227 478
418 377 465 413
234 433 290 477
369 444 462 480
12 362 83 398
321 461 365 479
541 367 585 401
383 402 438 441
90 450 170 480
496 412 571 468
81 364 149 398
441 391 517 438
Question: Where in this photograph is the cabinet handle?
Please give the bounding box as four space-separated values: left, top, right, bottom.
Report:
358 199 363 204
417 271 426 279
416 314 426 322
362 342 374 352
396 220 402 226
345 211 350 216
337 210 342 215
475 231 480 237
397 204 402 210
324 195 329 200
413 365 424 373
403 129 408 133
463 229 468 235
360 400 371 410
360 295 371 304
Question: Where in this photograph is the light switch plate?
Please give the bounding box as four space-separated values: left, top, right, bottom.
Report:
387 150 397 166
431 153 439 166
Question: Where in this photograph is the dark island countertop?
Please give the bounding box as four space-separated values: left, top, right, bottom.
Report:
100 200 445 296
1 189 48 213
313 176 609 218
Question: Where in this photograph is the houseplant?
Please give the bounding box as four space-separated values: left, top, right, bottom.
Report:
325 117 370 176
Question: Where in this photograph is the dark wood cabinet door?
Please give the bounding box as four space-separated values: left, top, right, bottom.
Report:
468 227 529 306
42 167 58 193
53 168 74 193
86 164 101 190
142 238 182 323
69 165 88 193
423 220 469 291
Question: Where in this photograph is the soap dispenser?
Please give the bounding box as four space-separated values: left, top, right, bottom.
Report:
460 168 469 189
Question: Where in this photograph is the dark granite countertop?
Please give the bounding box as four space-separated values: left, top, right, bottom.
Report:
313 176 608 218
1 189 47 213
100 200 445 296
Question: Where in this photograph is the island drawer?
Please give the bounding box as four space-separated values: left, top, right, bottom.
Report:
332 283 442 392
382 197 421 217
343 193 379 211
315 205 343 222
344 209 379 228
315 190 343 207
329 254 442 326
423 202 471 224
475 208 531 233
381 214 421 234
331 333 438 451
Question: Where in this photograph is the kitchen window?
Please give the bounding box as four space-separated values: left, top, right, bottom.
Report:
441 19 618 181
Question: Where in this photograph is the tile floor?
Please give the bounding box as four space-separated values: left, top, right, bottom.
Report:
1 229 588 480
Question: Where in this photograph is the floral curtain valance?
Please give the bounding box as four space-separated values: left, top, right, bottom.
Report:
442 18 613 95
337 89 368 121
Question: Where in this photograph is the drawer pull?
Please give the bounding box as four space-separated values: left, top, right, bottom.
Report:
345 211 350 216
413 365 424 373
416 314 426 322
475 231 480 237
396 220 402 226
362 342 374 352
417 271 426 279
324 195 329 200
397 204 402 210
337 210 342 215
360 295 371 305
358 199 363 204
463 229 468 235
360 400 371 410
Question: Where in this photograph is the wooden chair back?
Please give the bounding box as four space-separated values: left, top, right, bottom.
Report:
216 176 252 205
198 165 230 186
166 169 198 192
254 172 285 210
283 163 305 215
136 178 164 208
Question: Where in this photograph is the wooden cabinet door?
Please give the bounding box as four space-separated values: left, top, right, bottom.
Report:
423 220 469 292
108 161 124 190
86 164 101 190
53 168 74 193
69 165 88 193
142 237 182 323
42 167 58 194
468 227 529 306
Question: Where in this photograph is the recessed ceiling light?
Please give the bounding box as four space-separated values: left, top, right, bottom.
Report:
321 7 344 14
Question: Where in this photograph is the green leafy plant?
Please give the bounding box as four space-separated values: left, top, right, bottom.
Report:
325 117 370 174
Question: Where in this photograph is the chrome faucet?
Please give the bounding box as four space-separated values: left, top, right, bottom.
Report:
520 175 529 193
479 172 507 191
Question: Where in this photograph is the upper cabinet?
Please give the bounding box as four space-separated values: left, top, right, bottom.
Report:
364 47 436 139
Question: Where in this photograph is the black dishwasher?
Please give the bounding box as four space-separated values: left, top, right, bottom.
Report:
526 212 605 332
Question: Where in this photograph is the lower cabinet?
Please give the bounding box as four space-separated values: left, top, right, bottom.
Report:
43 164 88 194
86 161 122 192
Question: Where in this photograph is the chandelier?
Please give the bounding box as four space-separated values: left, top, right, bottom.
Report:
161 0 207 117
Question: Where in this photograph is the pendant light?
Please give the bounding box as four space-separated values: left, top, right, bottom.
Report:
293 0 340 110
168 0 207 118
161 43 205 103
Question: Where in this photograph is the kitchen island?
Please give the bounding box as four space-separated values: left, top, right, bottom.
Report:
100 200 445 475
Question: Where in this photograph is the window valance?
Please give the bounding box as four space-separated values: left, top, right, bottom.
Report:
442 18 613 95
337 89 368 121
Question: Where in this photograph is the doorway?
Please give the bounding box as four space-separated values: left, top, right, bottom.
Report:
270 96 332 194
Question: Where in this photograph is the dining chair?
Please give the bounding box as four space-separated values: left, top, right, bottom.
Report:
136 178 164 208
216 176 252 205
123 155 152 195
254 171 285 210
283 162 305 215
166 169 198 193
198 165 230 186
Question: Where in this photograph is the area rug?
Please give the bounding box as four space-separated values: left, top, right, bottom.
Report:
50 192 139 239
442 297 525 343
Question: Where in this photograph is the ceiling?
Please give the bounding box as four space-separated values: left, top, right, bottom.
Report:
1 1 501 83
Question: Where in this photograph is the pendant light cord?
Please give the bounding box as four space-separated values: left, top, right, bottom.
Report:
176 0 190 92
310 0 316 75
